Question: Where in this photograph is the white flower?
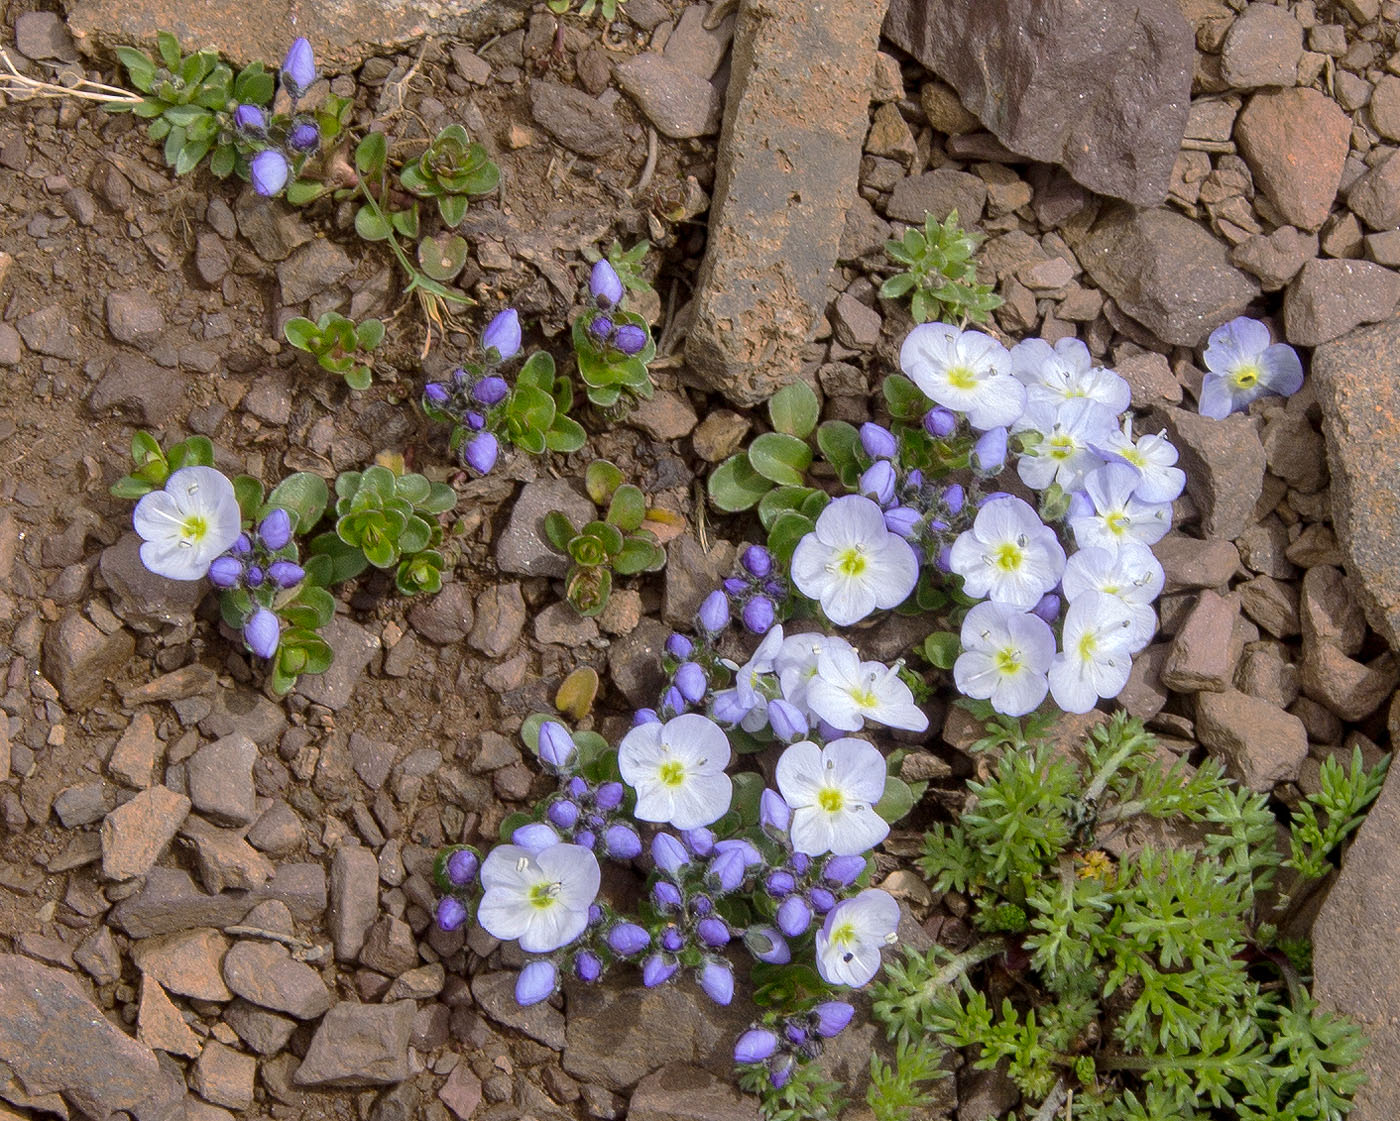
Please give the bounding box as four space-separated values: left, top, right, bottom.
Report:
900 322 1025 431
477 842 600 953
775 632 856 714
776 738 889 856
1199 316 1304 419
1093 419 1186 504
815 889 900 987
953 601 1056 717
1013 398 1117 493
132 466 243 581
712 625 785 732
618 713 733 830
1070 464 1172 552
948 496 1066 610
1010 336 1131 415
1048 592 1138 714
1061 544 1163 653
791 496 919 626
805 645 928 732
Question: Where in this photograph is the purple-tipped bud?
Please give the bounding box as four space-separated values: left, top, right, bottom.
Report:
245 565 265 588
567 776 589 799
482 308 522 361
230 533 253 555
808 886 836 913
816 717 846 742
907 468 925 490
734 1028 780 1064
435 896 468 932
769 1057 796 1090
822 855 866 887
612 324 648 356
691 893 713 916
716 839 762 867
575 950 603 983
538 721 575 770
250 148 290 197
812 1001 855 1037
1067 489 1095 520
605 824 642 861
594 782 624 811
588 902 604 926
722 578 748 599
766 699 807 743
208 555 243 588
789 852 812 875
697 590 729 634
573 828 596 850
233 104 267 133
653 832 689 875
936 543 954 572
287 121 320 152
663 685 687 715
642 953 678 988
697 917 730 948
943 483 966 515
511 822 560 853
514 960 557 1007
741 595 776 635
709 849 746 893
883 505 921 539
698 959 734 1005
741 544 774 578
859 460 897 507
673 662 708 704
259 507 293 550
923 406 957 438
765 870 797 899
634 707 661 725
760 788 793 835
267 561 305 588
463 410 486 431
777 894 813 937
1032 593 1061 624
972 426 1008 475
607 922 651 956
281 37 317 98
665 634 694 661
588 314 614 340
784 1021 810 1046
445 848 480 886
589 259 624 307
652 880 683 909
660 926 685 953
243 608 280 659
547 799 580 830
464 431 499 475
472 376 509 406
859 422 897 460
744 925 792 964
423 382 450 405
683 826 716 856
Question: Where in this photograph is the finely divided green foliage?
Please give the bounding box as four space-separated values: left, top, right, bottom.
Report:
872 713 1385 1121
881 209 1002 326
739 1059 848 1121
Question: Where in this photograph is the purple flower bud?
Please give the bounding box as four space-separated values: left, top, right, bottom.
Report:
588 903 603 925
585 813 605 830
816 718 846 741
538 721 575 770
423 382 450 405
233 104 267 133
281 37 317 98
784 1021 810 1046
743 925 792 964
859 460 897 507
245 565 265 589
741 545 774 578
243 608 280 659
567 776 589 799
812 1001 855 1037
660 926 684 953
683 827 716 856
464 410 486 431
666 634 695 661
652 880 683 909
595 782 624 811
722 577 748 598
943 483 966 515
691 893 713 916
573 828 596 850
514 960 557 1006
607 922 651 956
511 823 560 852
859 422 898 460
642 953 678 988
575 950 603 983
605 824 642 861
464 431 499 475
769 1056 796 1090
634 707 661 725
697 917 730 948
777 894 813 937
482 308 522 361
250 148 290 197
231 533 253 555
697 590 729 634
590 259 624 307
653 833 689 875
766 699 807 744
663 685 687 715
716 839 762 867
1067 489 1095 520
612 324 648 356
741 595 776 635
208 555 243 588
699 959 734 1005
808 886 836 913
923 406 957 438
936 543 954 572
287 121 320 152
765 870 797 899
267 561 305 589
710 688 752 726
972 426 1008 475
588 314 614 340
673 662 708 704
907 468 925 490
547 800 580 830
788 852 812 875
472 376 509 406
259 507 293 550
1032 593 1061 624
451 367 471 388
883 505 921 539
435 896 468 932
709 849 746 893
734 1028 780 1064
822 855 866 887
445 848 480 886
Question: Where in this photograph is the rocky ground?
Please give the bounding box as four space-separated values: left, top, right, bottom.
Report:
3 0 1400 1119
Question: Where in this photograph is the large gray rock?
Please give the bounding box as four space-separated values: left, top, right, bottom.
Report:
685 0 884 405
882 0 1192 206
1283 259 1400 347
1311 322 1400 648
496 478 596 579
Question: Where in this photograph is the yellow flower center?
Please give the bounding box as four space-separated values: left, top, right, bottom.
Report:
995 648 1022 675
817 787 845 813
850 685 879 709
1232 363 1260 389
1047 434 1076 460
834 546 868 578
1078 631 1098 660
658 760 686 787
1121 447 1145 467
946 365 978 390
179 514 209 547
1105 511 1129 536
829 920 856 947
994 543 1023 571
528 880 562 909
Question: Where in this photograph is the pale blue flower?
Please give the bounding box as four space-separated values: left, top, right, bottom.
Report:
1200 316 1303 419
790 496 919 626
954 601 1055 717
618 713 733 830
477 842 600 953
482 308 522 361
1093 419 1186 503
900 322 1025 431
776 738 889 856
712 625 784 733
815 889 899 987
1010 336 1131 415
133 466 242 581
1048 592 1138 713
805 645 928 733
1014 398 1116 493
775 632 854 715
948 496 1066 610
1061 543 1164 653
1070 464 1172 552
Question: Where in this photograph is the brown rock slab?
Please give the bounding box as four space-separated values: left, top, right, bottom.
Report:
1299 641 1399 722
187 733 259 827
42 609 135 708
1345 148 1400 231
685 0 884 406
293 1000 416 1087
1154 534 1240 591
1195 689 1308 791
1235 88 1349 230
138 974 201 1058
180 816 275 894
223 940 332 1020
1219 4 1303 89
111 864 327 937
468 582 526 657
1162 590 1240 693
1300 565 1367 656
132 927 232 1003
192 1039 255 1110
330 844 380 962
628 1063 761 1121
108 711 162 789
1149 406 1266 540
1283 258 1400 347
615 52 722 139
101 784 191 881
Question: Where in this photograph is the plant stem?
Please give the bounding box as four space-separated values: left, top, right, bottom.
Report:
1030 1079 1068 1121
922 937 1007 1000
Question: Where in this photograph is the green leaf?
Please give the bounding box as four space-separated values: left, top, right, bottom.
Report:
880 273 916 299
518 351 555 392
817 420 861 486
162 122 185 168
398 515 433 555
109 475 155 499
766 511 815 567
280 585 336 629
284 179 324 206
266 472 328 533
233 475 264 521
439 194 469 227
157 30 182 70
584 460 624 505
606 484 646 533
354 205 391 241
544 512 577 553
233 64 275 105
355 131 388 177
394 473 431 506
309 532 370 583
883 373 933 423
707 454 771 512
174 136 210 176
748 432 813 487
584 520 625 557
182 436 215 466
767 380 820 439
545 415 587 453
923 631 961 670
757 485 810 532
875 775 918 824
116 47 156 92
209 143 235 179
614 536 660 575
391 206 420 239
420 482 457 515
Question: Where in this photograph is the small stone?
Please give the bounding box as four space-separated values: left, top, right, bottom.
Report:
1112 347 1179 408
1195 690 1308 791
1238 575 1301 638
234 188 313 261
89 353 188 426
628 1063 760 1121
440 1063 483 1120
405 581 474 645
831 292 882 349
137 974 201 1058
1119 642 1171 720
192 1039 256 1110
102 784 190 881
1236 644 1299 708
225 998 296 1056
885 169 988 226
534 601 599 646
42 610 135 708
223 940 333 1020
1284 258 1400 347
496 479 596 579
1345 149 1400 231
865 102 917 163
471 971 566 1051
1220 4 1303 88
106 289 165 345
1299 641 1399 721
630 389 700 441
359 916 420 976
1300 566 1367 655
241 374 292 426
384 963 445 1001
181 816 275 893
1154 534 1239 591
17 304 78 359
247 800 304 855
1161 590 1239 693
295 616 380 710
108 711 162 789
616 53 722 139
529 80 623 155
691 411 751 462
100 533 204 633
468 583 527 657
132 927 232 1002
1262 409 1327 493
609 618 673 706
278 239 354 304
15 11 75 60
74 926 122 985
195 232 231 287
1229 225 1318 291
450 45 491 85
331 845 380 962
187 734 259 827
55 782 116 827
664 4 734 80
1235 88 1349 230
294 1001 416 1088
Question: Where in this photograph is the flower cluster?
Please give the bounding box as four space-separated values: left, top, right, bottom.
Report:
582 261 648 357
421 308 523 475
207 507 307 658
132 466 242 582
239 38 321 197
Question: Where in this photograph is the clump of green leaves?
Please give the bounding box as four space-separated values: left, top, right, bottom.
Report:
399 124 500 226
548 0 626 18
737 1055 847 1121
871 714 1386 1121
283 312 385 391
881 209 1002 326
544 461 668 617
867 1037 949 1121
110 430 216 498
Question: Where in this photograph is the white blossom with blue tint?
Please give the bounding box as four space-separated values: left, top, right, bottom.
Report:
1061 543 1164 653
1070 463 1172 552
1010 335 1131 415
618 713 733 830
790 496 918 626
776 738 889 857
1013 397 1117 492
815 889 900 987
953 601 1056 717
1093 419 1186 503
1048 592 1139 713
1199 316 1303 419
133 466 243 581
477 842 600 953
805 645 928 733
900 321 1026 431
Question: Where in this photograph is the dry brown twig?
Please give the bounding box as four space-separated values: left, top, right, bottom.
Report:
0 47 142 104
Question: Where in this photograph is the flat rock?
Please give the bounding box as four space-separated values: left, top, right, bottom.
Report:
615 52 722 139
529 80 623 155
1229 225 1317 291
1161 589 1239 693
1300 566 1367 656
98 534 205 634
132 927 232 1002
883 0 1192 205
1074 204 1258 346
468 582 526 658
1283 258 1400 347
407 580 475 643
628 1063 761 1121
88 354 188 426
137 974 201 1058
223 940 332 1019
1149 406 1266 540
1346 148 1400 231
293 1001 416 1087
295 616 380 710
42 609 135 708
225 998 296 1056
187 734 259 827
496 478 595 578
1299 641 1399 722
686 0 884 406
111 864 327 937
180 815 275 893
1311 322 1400 646
1219 3 1302 88
1154 534 1240 591
108 711 163 788
278 239 354 304
607 617 672 708
101 784 191 881
15 10 76 60
885 169 987 226
1235 88 1349 230
1195 689 1308 791
192 1039 255 1110
330 845 380 962
17 304 78 358
471 971 566 1051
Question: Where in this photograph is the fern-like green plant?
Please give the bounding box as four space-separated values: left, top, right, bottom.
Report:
881 209 1002 325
